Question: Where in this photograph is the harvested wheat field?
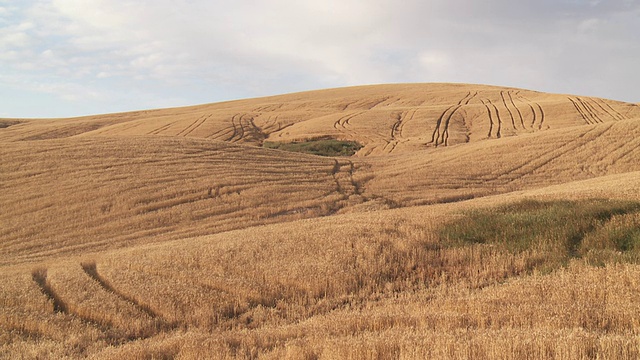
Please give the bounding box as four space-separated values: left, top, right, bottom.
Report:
2 83 640 359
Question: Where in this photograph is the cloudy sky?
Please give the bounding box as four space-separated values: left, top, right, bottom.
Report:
1 0 639 118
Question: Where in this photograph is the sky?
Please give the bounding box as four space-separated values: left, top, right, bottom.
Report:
1 0 639 118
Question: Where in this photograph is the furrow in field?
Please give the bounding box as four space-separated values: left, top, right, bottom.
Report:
522 98 537 128
430 92 475 146
441 105 462 146
205 126 234 140
182 114 211 137
31 269 67 314
507 91 526 129
397 108 418 139
480 99 495 138
463 91 478 105
176 115 205 137
367 96 393 109
487 99 502 138
146 122 175 135
568 97 594 125
494 124 613 183
597 98 627 120
536 102 546 129
81 262 174 330
500 91 517 130
227 114 241 141
390 112 403 139
515 92 543 129
590 98 624 121
577 97 604 124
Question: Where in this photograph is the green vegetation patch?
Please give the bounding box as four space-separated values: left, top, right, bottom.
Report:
440 199 640 268
263 138 363 157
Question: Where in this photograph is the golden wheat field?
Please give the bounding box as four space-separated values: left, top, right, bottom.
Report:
2 83 640 359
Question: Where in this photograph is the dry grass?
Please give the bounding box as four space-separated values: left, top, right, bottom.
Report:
2 83 640 359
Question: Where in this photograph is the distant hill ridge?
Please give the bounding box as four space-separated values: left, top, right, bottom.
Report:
2 83 639 157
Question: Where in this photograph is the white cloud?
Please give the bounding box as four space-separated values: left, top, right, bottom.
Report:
0 0 639 118
577 18 603 33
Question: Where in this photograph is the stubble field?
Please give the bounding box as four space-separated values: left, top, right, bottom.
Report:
2 83 640 359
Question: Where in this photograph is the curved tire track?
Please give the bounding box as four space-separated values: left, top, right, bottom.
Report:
486 99 502 138
226 114 241 142
81 262 174 330
596 99 626 120
516 94 544 130
147 122 175 135
492 124 613 183
176 115 205 137
577 98 604 124
430 92 476 146
507 91 526 129
568 97 593 125
182 114 211 137
31 268 123 345
480 99 495 138
32 269 67 313
500 91 517 130
590 98 623 121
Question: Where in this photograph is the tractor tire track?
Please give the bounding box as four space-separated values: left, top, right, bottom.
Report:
344 111 365 126
226 114 242 142
81 262 174 330
176 115 205 137
493 124 613 183
368 96 392 109
430 105 456 145
568 97 594 125
596 99 626 120
500 91 517 130
398 108 418 138
274 122 296 139
390 112 404 139
608 138 640 170
523 99 537 128
487 99 502 138
182 114 211 137
577 97 604 124
31 268 124 345
242 117 266 143
480 99 495 138
590 98 624 121
442 107 461 146
442 92 476 145
335 111 365 131
507 91 526 129
206 127 234 141
147 122 175 135
463 91 478 105
519 94 546 130
386 140 398 153
32 269 67 313
429 92 475 146
346 160 361 195
537 103 546 129
235 114 245 141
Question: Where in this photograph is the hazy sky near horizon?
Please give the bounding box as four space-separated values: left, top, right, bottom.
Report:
1 0 639 118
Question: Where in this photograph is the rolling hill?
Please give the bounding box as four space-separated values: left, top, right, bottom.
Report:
2 83 640 359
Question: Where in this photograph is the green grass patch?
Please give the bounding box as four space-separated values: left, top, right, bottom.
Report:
263 138 363 157
440 199 640 269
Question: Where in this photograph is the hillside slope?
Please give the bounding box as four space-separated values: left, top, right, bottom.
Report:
2 83 640 359
2 84 639 156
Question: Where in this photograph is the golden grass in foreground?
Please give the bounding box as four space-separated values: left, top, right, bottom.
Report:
4 199 640 359
2 83 640 359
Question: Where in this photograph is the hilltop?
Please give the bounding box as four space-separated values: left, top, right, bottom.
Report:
2 83 640 359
